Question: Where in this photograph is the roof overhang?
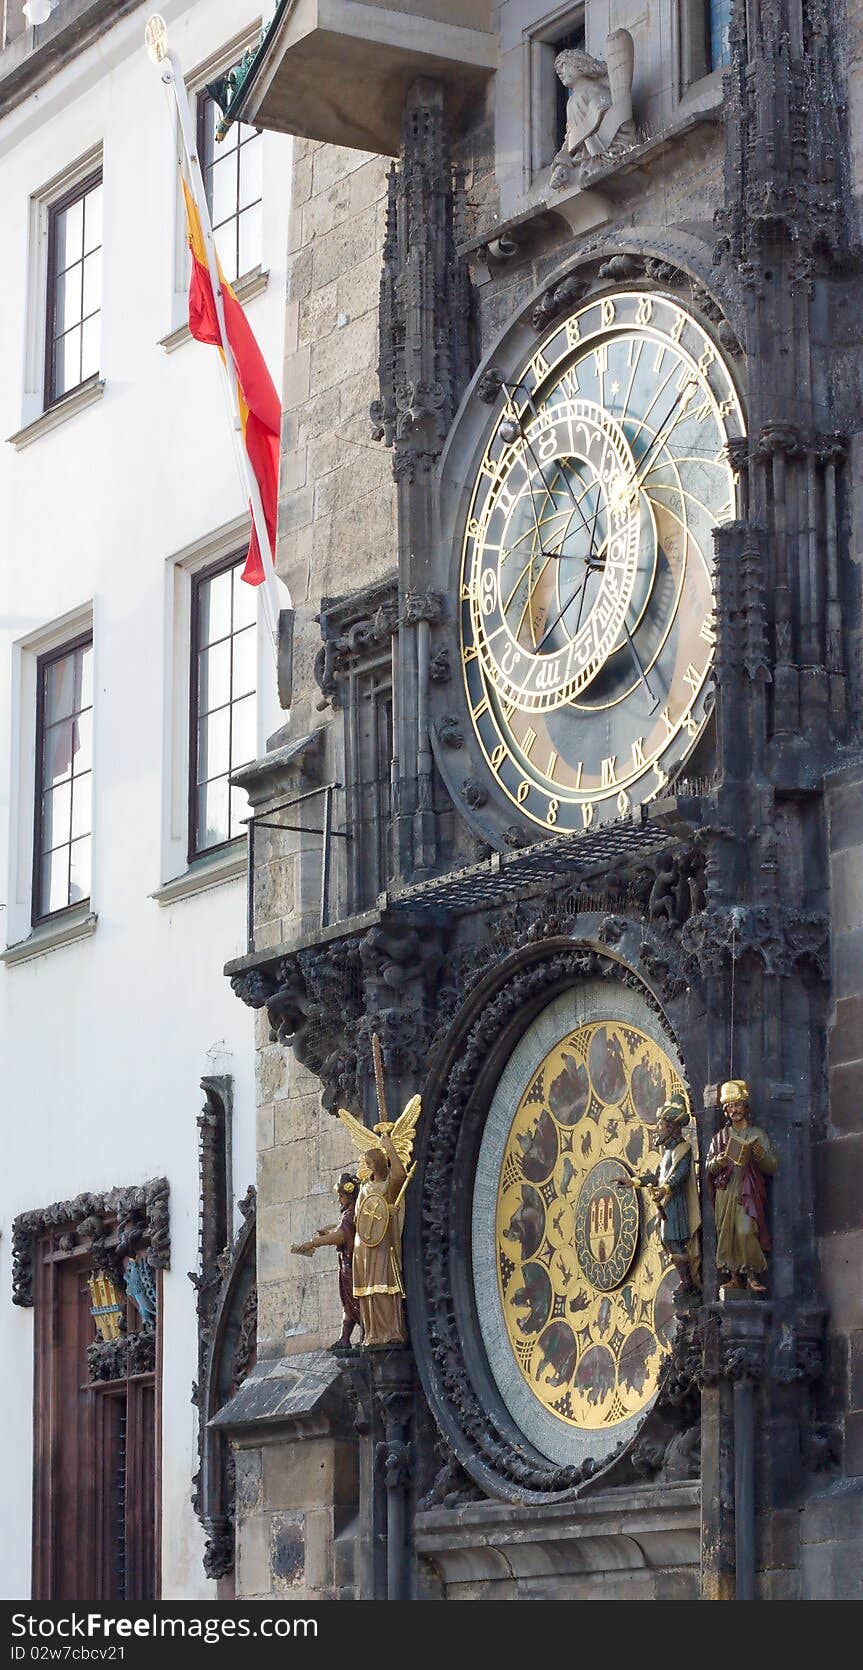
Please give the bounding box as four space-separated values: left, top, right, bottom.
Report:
232 0 498 156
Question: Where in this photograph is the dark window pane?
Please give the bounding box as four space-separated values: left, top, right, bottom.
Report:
43 720 74 787
198 638 231 714
54 328 81 397
40 848 70 915
79 642 93 708
83 184 102 253
201 94 218 158
196 777 229 850
69 836 91 904
197 706 230 784
70 774 91 841
231 625 256 699
41 782 72 852
55 265 83 335
197 566 232 647
55 198 84 270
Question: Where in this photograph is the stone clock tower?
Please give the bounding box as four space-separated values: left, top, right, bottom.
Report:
209 0 863 1602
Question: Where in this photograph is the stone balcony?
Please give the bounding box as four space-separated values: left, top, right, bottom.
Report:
221 0 498 155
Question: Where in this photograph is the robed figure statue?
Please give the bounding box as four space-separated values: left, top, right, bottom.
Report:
627 1094 702 1292
706 1079 778 1294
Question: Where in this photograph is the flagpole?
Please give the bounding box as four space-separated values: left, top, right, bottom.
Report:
147 24 287 656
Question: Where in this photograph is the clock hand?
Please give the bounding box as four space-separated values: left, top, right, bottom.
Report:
571 478 605 637
619 614 660 710
501 379 582 514
625 378 697 492
534 557 603 654
541 379 697 594
534 476 605 654
506 480 596 643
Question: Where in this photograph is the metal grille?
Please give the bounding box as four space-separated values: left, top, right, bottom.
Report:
387 811 681 918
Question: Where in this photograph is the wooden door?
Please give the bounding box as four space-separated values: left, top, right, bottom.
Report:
31 1237 158 1600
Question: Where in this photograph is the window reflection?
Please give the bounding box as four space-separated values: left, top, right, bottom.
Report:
34 638 93 921
190 557 258 857
198 95 262 286
709 0 732 71
46 174 102 405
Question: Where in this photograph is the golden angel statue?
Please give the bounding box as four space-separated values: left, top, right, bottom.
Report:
336 1035 420 1348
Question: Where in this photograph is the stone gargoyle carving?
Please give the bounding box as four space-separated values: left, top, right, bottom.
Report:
549 29 637 191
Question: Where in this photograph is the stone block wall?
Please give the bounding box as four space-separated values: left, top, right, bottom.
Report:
234 1438 358 1600
801 758 863 1595
253 136 401 1362
256 1039 356 1359
276 136 398 741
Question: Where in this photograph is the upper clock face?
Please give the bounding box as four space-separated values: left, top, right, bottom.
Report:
459 289 745 833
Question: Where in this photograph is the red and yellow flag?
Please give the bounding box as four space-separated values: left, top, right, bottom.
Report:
181 176 279 586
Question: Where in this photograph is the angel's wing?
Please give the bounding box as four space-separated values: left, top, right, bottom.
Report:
389 1094 422 1171
337 1106 375 1158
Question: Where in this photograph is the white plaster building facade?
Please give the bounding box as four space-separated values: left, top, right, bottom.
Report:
0 0 290 1599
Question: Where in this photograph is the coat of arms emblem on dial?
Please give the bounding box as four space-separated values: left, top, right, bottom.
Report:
459 289 745 832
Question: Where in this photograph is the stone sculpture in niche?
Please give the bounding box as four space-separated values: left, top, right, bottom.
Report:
550 29 637 191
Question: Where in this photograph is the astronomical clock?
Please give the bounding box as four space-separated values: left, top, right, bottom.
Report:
433 287 745 838
413 280 742 1494
472 988 690 1472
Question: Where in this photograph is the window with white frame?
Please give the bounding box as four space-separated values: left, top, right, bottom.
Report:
189 554 258 859
197 93 262 285
32 634 93 922
44 169 102 406
16 149 105 434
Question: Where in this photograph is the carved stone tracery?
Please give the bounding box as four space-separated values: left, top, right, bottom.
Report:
191 1187 257 1582
370 81 473 484
12 1177 170 1309
314 576 399 712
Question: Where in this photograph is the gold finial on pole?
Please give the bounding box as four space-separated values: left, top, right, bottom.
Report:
371 1031 389 1128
